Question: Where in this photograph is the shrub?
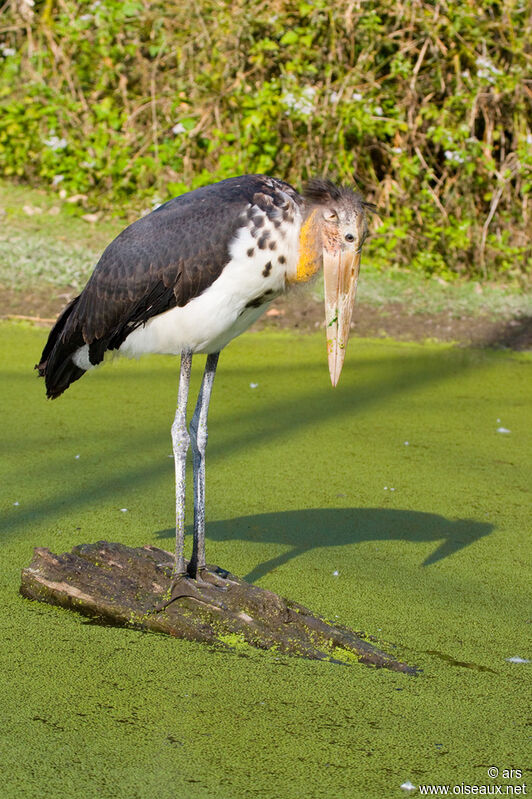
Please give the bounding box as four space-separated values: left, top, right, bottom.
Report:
0 0 530 280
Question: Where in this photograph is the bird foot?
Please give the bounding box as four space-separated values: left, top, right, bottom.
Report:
192 566 231 589
155 567 231 613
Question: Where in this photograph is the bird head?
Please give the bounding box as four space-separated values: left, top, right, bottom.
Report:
298 178 375 386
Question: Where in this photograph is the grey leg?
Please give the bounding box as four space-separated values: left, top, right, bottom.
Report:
189 352 219 576
171 351 192 576
158 350 227 609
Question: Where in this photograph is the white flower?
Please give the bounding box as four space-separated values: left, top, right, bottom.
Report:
505 656 530 664
476 56 502 74
43 135 68 151
374 105 383 116
497 426 511 433
120 508 128 512
332 570 339 576
172 122 186 135
80 14 92 21
392 147 403 154
444 150 465 164
250 382 258 389
352 92 363 101
282 86 316 116
329 91 340 104
52 174 64 186
2 47 16 57
476 55 502 84
526 134 532 145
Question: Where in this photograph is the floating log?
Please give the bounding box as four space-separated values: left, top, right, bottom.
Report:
20 541 417 673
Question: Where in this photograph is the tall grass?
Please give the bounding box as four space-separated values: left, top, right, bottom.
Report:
0 0 530 280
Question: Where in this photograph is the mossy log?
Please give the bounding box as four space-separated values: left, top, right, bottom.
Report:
20 541 417 673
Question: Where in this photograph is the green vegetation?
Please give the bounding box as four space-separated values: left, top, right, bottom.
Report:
0 0 530 280
1 323 530 798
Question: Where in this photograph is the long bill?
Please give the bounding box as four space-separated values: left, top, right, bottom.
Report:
323 248 362 387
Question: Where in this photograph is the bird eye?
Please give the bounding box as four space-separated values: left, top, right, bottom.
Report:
345 233 355 242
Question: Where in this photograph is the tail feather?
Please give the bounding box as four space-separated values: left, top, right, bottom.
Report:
36 296 86 399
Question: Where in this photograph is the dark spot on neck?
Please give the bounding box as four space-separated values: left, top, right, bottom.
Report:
257 231 270 249
262 261 272 277
278 255 286 264
268 240 277 250
247 247 254 257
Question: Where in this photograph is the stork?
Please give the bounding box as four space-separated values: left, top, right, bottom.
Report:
36 175 373 603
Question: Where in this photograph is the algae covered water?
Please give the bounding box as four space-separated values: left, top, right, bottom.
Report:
1 323 530 798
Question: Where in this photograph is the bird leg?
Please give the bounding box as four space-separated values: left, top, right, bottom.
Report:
162 351 227 610
171 350 192 579
189 352 227 587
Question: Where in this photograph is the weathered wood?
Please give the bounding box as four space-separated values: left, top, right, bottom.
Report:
20 541 417 673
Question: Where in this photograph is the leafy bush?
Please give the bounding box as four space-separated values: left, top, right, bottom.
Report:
0 0 530 280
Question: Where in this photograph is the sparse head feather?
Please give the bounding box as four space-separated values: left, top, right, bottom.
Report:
303 178 377 214
303 178 357 205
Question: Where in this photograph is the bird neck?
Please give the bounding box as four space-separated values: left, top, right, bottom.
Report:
291 209 323 284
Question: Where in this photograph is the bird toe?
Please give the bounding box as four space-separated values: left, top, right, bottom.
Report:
155 571 230 612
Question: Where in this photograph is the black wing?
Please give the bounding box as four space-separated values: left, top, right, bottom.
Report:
37 175 300 398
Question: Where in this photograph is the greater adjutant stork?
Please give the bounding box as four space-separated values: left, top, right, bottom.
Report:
37 175 373 601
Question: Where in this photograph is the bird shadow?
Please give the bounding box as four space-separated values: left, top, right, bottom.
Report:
155 507 494 583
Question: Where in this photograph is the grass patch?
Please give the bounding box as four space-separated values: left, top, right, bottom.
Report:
0 180 123 291
1 323 530 798
312 266 532 319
